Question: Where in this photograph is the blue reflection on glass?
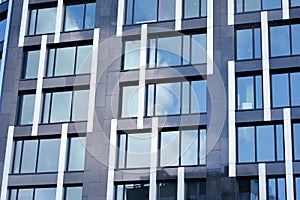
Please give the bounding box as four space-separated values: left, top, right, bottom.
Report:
244 0 260 12
238 126 255 163
270 25 290 57
292 24 300 55
124 40 140 70
181 130 198 166
237 29 253 60
293 123 300 160
85 3 96 29
291 72 300 106
0 18 6 42
191 80 206 113
64 4 84 31
272 73 289 108
158 0 175 21
291 0 300 7
263 0 281 10
160 131 179 166
157 36 181 67
237 76 254 110
256 125 275 162
121 86 139 118
276 125 284 161
277 178 286 200
134 0 157 24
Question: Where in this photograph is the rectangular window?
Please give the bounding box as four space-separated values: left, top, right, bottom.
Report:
12 138 60 174
66 137 86 171
291 0 300 7
160 129 206 167
157 182 177 200
236 27 261 60
236 0 281 13
238 179 259 199
271 71 300 108
296 177 300 200
123 40 141 70
293 123 300 160
237 124 284 163
42 89 89 123
185 180 206 200
267 178 286 200
64 2 96 32
118 132 151 169
183 0 207 19
237 74 263 110
270 23 300 57
147 80 206 116
28 6 57 35
64 186 83 200
115 183 150 200
125 0 175 25
22 49 40 79
46 44 92 77
17 93 36 125
9 187 56 200
0 17 7 43
120 85 139 118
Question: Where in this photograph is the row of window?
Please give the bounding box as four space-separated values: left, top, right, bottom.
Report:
12 137 86 174
237 123 300 164
116 180 206 200
123 33 207 70
236 0 300 13
118 128 206 169
18 89 89 125
23 44 92 79
27 1 95 36
121 79 206 118
237 71 300 110
236 23 300 60
125 0 207 25
9 186 82 200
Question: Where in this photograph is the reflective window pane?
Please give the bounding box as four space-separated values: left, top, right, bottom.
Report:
34 188 56 200
121 86 139 118
237 76 254 110
182 82 190 114
270 25 290 57
238 127 255 163
237 29 253 60
50 91 72 123
296 178 300 200
35 7 57 35
47 49 55 77
272 73 289 107
19 94 36 125
147 84 155 116
158 182 177 199
155 83 181 115
133 0 157 24
199 129 206 165
28 9 37 35
191 34 207 64
200 0 207 16
118 134 126 168
9 189 17 200
277 178 286 200
157 36 181 67
160 131 179 166
276 125 284 161
54 47 76 76
116 184 149 200
182 35 190 65
291 72 300 106
123 40 141 70
262 0 281 10
291 0 300 7
72 90 89 121
244 0 261 12
76 45 92 74
64 4 84 31
0 18 6 42
191 80 206 113
20 140 38 173
65 187 82 200
42 93 51 123
181 130 198 166
85 3 96 29
292 24 300 55
254 28 261 59
37 139 60 172
23 50 40 79
255 75 263 109
125 0 133 24
293 123 300 160
12 141 22 173
127 133 151 168
158 0 175 21
184 0 200 18
18 189 34 200
256 125 275 162
239 179 259 200
68 137 86 171
236 0 243 13
268 179 276 199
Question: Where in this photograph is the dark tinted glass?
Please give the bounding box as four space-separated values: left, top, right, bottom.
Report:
158 182 177 199
239 179 259 199
116 184 149 200
186 181 206 200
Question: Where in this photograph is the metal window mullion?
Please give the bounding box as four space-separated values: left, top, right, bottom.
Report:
35 139 41 173
73 46 78 75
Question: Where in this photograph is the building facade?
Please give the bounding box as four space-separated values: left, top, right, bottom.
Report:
0 0 299 199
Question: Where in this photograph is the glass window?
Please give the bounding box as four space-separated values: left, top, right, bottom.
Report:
238 126 255 163
20 140 38 173
28 7 57 35
267 178 286 200
116 183 149 200
65 186 82 200
185 180 206 200
296 178 300 200
47 45 92 77
238 179 259 199
35 188 56 200
272 73 289 108
50 91 72 123
276 125 284 161
160 129 206 167
18 94 36 125
236 0 281 12
291 0 300 7
244 0 261 12
191 34 207 64
23 50 40 79
17 189 34 200
184 0 207 18
292 24 300 55
0 18 6 42
118 133 151 168
67 137 86 171
72 90 89 121
290 72 300 106
236 28 261 60
158 0 175 21
156 83 181 115
121 86 139 118
37 139 60 172
262 0 281 10
293 123 300 160
158 182 177 200
133 0 158 24
123 40 141 70
64 2 96 32
270 25 291 57
157 36 181 67
256 125 275 162
9 188 56 200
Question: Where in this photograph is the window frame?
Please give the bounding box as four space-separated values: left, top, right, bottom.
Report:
184 179 206 200
266 177 287 200
115 182 150 200
65 135 86 172
182 0 207 19
16 92 36 126
235 0 282 13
